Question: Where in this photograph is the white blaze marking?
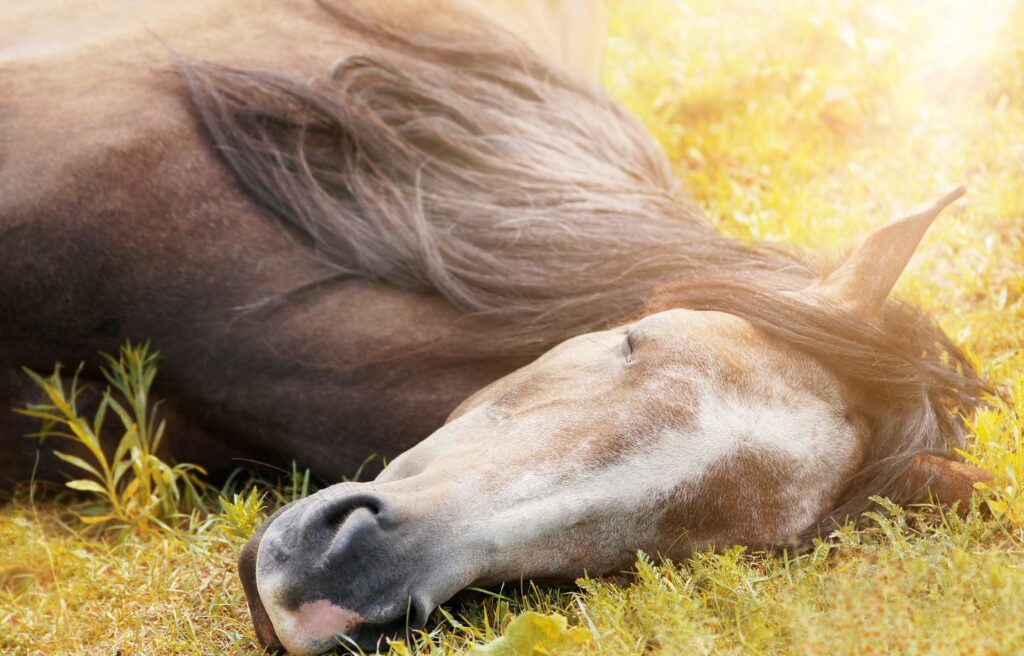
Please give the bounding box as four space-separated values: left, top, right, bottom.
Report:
470 387 855 554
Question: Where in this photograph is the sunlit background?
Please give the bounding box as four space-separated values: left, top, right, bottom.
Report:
604 0 1023 379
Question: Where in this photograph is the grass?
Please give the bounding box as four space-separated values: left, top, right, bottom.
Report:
2 0 1024 653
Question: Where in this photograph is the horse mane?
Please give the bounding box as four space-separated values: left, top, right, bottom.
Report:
180 0 988 541
179 1 814 353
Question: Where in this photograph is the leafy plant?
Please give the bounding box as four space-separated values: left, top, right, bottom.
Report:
466 612 592 656
216 487 266 545
18 342 208 535
961 378 1024 525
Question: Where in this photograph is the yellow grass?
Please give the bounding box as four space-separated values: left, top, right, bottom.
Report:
2 1 1023 654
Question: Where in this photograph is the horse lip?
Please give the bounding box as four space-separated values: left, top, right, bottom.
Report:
239 506 292 653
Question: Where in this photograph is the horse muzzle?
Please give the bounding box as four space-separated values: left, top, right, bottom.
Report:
238 483 477 655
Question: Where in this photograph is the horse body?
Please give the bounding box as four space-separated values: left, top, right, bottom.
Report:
0 0 527 486
1 2 990 654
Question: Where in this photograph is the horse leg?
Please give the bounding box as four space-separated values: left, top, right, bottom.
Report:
906 453 993 516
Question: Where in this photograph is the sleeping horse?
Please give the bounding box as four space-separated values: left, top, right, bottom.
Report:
0 1 990 653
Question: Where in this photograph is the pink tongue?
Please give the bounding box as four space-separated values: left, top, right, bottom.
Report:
291 599 365 643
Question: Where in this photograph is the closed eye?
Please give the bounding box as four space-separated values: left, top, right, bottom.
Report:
622 329 637 363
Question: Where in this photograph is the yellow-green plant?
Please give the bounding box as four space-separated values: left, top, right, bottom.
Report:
961 376 1024 525
19 342 208 535
216 487 266 546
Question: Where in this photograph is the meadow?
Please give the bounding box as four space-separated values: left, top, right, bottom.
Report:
2 0 1023 653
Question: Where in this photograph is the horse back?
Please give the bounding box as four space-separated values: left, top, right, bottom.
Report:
0 1 351 351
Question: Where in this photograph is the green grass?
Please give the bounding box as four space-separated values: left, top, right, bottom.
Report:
3 1 1024 653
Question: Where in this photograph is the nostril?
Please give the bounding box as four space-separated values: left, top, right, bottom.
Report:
323 507 386 566
320 492 385 530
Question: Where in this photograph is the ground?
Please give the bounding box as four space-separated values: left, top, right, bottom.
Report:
2 0 1023 654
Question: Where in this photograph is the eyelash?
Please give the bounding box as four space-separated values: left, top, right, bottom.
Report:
622 331 636 362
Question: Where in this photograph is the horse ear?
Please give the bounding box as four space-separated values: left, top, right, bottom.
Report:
805 187 965 323
904 453 992 516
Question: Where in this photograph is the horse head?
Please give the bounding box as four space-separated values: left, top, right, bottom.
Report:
239 189 985 654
